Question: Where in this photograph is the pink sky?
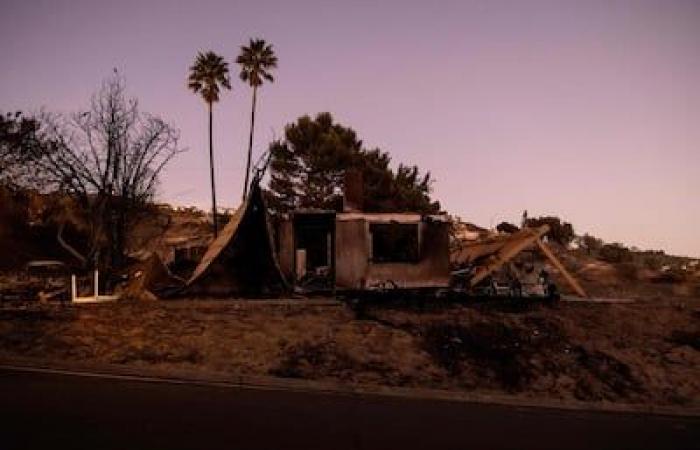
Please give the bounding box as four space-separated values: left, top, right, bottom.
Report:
1 0 699 256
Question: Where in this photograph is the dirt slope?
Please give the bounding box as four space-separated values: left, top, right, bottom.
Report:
1 297 698 407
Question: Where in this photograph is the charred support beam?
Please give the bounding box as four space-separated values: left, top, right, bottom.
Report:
466 224 587 298
468 225 549 288
535 238 587 298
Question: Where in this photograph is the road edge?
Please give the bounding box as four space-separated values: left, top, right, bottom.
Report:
2 356 699 417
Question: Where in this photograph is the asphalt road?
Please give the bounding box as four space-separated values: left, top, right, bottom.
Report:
0 368 698 450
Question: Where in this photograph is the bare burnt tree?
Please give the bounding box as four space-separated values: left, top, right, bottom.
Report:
28 72 184 269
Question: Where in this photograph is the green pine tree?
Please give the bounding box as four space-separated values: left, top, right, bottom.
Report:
266 113 439 215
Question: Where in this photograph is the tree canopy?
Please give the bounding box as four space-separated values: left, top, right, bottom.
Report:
187 51 232 105
267 112 439 214
0 112 46 190
236 38 278 87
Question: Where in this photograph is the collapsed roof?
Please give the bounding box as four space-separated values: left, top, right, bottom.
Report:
177 183 288 297
451 225 587 297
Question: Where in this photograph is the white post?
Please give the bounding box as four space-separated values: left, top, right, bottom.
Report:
93 269 99 301
71 275 77 302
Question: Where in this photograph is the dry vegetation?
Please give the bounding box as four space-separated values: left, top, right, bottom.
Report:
1 296 698 407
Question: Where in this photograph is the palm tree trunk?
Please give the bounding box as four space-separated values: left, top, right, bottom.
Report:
209 102 218 237
242 86 257 201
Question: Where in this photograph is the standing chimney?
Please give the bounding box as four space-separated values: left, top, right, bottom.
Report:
343 169 363 212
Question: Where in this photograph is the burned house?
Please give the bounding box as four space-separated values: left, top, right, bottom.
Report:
172 169 451 297
150 167 583 300
276 212 451 293
269 168 449 293
144 174 584 300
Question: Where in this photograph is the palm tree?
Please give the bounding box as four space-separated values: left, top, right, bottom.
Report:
188 51 231 237
236 38 278 200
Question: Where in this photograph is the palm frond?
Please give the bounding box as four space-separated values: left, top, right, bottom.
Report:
236 38 278 88
187 50 232 104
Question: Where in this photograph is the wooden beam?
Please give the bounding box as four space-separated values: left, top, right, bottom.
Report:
468 225 549 288
535 238 588 298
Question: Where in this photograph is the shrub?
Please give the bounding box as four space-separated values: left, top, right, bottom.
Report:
599 243 632 263
579 234 603 256
496 222 519 234
525 216 575 245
